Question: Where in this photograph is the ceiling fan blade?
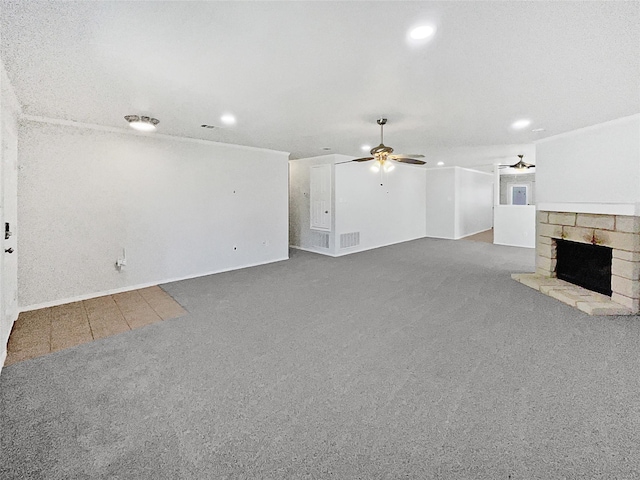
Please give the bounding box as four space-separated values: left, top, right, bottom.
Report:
390 154 425 159
352 157 375 162
393 157 426 165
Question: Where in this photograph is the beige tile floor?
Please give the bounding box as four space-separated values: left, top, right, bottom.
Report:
462 228 494 244
4 286 187 366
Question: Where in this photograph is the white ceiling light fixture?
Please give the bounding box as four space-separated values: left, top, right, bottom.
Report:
220 113 236 126
437 161 444 166
511 119 531 130
361 144 371 152
409 25 436 40
124 115 159 132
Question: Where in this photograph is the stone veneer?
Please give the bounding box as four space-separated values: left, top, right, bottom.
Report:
528 212 640 314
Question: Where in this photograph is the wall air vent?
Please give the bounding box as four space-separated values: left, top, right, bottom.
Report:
340 232 360 249
311 231 330 249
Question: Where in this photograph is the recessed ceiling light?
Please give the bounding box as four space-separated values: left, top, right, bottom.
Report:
124 115 159 132
409 25 436 40
531 128 546 132
220 114 236 126
437 161 444 166
361 144 371 152
511 119 531 130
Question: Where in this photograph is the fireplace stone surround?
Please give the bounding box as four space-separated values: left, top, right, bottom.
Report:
513 211 640 315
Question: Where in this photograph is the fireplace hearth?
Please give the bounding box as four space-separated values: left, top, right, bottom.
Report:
513 211 640 315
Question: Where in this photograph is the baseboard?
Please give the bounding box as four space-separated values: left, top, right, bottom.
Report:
493 241 535 249
20 256 290 312
331 235 428 257
423 234 456 240
457 228 493 240
293 236 439 258
290 245 339 257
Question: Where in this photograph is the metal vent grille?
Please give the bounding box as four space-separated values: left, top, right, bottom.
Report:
311 231 330 249
340 232 360 249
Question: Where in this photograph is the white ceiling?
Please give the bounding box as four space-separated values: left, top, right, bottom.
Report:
1 1 638 166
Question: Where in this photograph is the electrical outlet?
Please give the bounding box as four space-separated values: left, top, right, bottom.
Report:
115 248 127 270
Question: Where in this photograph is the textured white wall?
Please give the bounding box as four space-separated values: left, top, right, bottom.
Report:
18 120 289 309
494 205 536 248
425 168 456 239
334 162 426 254
536 115 640 208
290 156 427 256
455 168 494 238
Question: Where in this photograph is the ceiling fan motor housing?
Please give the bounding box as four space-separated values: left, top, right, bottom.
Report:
371 144 394 156
348 118 426 165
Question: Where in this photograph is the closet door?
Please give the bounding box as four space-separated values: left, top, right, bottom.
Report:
310 164 331 231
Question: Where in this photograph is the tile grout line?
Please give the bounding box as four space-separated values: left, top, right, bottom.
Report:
48 308 53 354
80 299 96 341
140 289 166 321
151 286 190 316
133 289 163 324
112 294 133 330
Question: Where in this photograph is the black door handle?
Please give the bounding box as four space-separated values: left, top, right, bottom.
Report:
5 248 13 254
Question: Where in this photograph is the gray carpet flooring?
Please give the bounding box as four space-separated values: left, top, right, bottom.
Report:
2 237 639 479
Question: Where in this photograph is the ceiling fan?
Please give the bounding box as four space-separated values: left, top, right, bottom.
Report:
350 118 426 170
499 154 535 170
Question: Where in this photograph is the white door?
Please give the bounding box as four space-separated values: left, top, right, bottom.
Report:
310 164 332 231
1 121 18 334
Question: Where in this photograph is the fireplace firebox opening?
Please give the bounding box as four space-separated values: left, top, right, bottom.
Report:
555 239 612 296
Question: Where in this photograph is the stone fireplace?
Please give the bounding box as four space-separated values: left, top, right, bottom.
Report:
513 211 640 315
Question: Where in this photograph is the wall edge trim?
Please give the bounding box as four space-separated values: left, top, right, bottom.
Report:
537 203 640 216
493 241 536 249
1 60 22 115
534 114 640 144
456 228 494 240
20 115 291 157
289 245 339 257
331 235 428 257
19 256 290 312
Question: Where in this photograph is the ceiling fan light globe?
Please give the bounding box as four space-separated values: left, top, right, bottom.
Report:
125 115 159 132
129 121 156 132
